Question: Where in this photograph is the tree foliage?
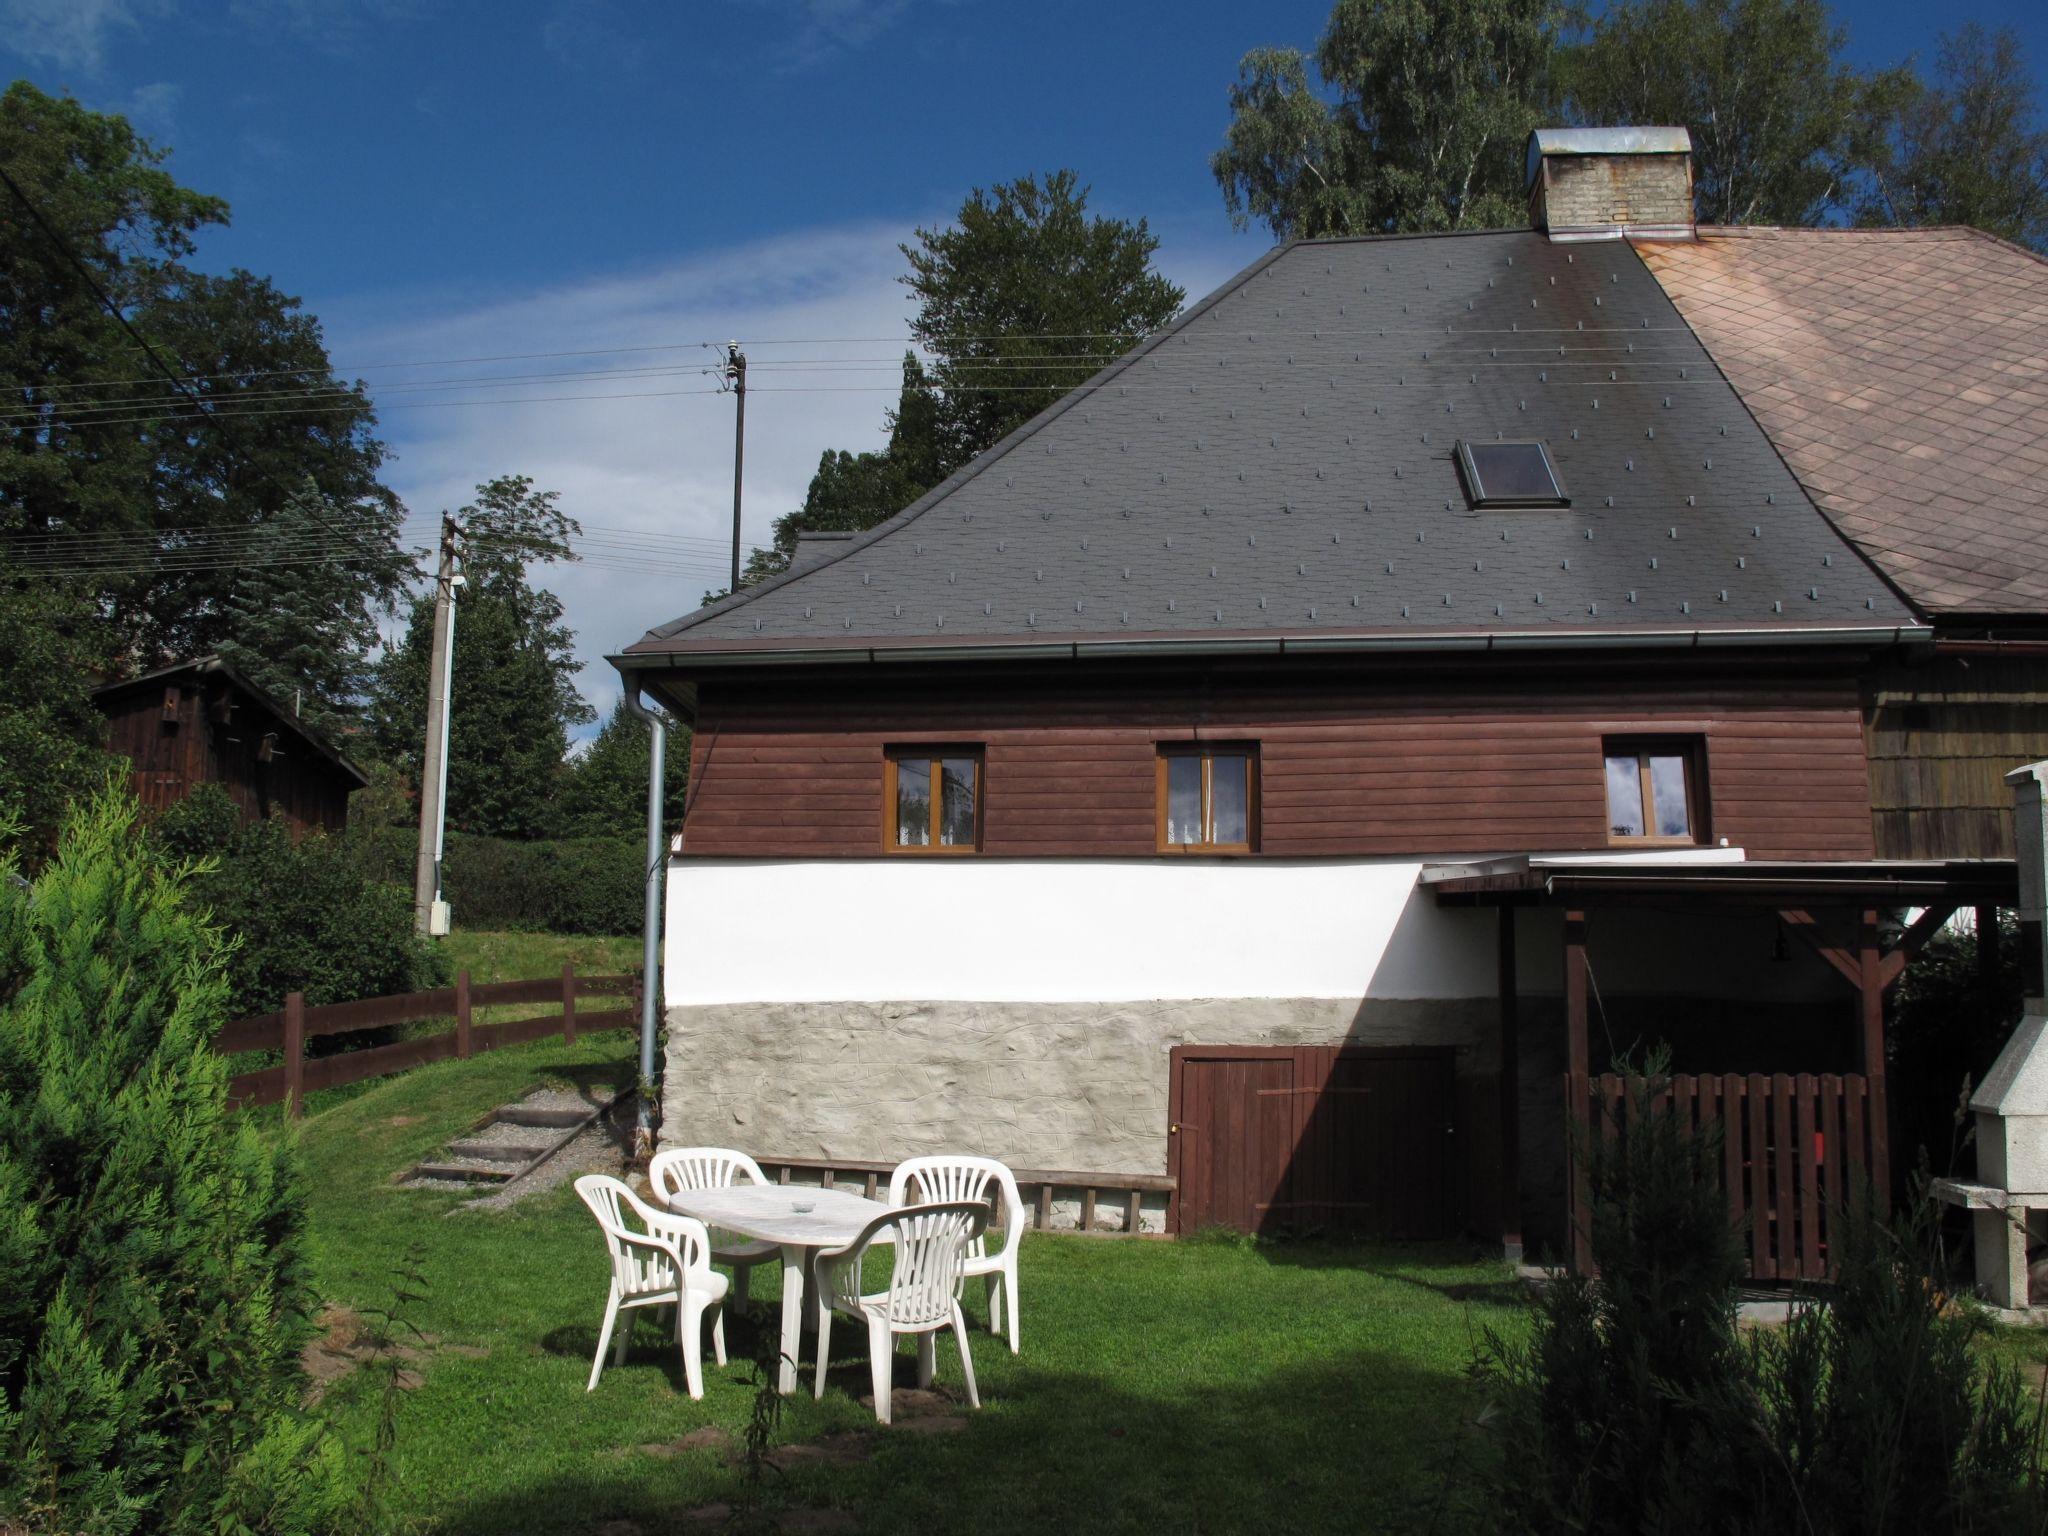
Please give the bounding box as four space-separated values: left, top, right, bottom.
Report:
554 698 688 841
904 170 1185 476
732 172 1182 592
1857 24 2048 252
1557 0 1909 227
0 82 409 708
0 786 321 1533
0 576 117 847
1212 0 1561 239
370 477 589 841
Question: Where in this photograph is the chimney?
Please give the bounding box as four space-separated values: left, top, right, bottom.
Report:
1526 127 1695 242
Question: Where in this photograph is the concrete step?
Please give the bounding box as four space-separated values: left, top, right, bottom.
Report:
445 1139 552 1164
411 1161 519 1182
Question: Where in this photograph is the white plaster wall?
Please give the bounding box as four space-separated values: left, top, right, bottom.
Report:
665 856 1497 1006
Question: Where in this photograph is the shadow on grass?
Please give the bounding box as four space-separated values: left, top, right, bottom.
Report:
431 1344 1496 1536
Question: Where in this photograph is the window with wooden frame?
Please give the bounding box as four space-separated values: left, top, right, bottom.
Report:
1602 738 1706 846
883 747 983 853
1157 743 1258 853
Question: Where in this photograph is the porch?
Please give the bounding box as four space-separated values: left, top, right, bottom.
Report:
1426 856 2017 1275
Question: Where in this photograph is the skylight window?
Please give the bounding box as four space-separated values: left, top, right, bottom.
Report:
1456 440 1568 508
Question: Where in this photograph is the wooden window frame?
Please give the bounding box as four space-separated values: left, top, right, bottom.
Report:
1602 736 1708 848
882 746 984 855
1156 742 1259 855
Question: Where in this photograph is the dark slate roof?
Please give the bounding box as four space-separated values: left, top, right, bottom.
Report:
622 229 1921 663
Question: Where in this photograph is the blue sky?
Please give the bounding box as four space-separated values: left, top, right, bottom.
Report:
4 0 2044 722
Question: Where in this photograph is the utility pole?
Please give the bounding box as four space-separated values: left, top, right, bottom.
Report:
725 341 747 592
413 514 462 936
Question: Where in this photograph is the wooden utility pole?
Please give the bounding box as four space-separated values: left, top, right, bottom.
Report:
413 515 461 936
725 341 747 592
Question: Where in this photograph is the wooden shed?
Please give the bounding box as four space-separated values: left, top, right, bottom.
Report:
93 657 367 836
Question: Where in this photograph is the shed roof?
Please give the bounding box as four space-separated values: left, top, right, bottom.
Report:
622 229 1919 667
1636 225 2048 621
92 656 369 786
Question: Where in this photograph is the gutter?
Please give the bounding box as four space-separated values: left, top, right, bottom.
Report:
617 681 666 1158
614 623 1931 672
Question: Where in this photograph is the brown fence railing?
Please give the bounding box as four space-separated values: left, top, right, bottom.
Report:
1564 1071 1882 1281
220 965 638 1115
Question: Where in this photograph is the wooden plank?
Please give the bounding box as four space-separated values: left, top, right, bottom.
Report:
1722 1078 1747 1268
302 1029 459 1093
302 986 457 1038
1748 1073 1773 1280
282 992 305 1118
1845 1077 1868 1205
1126 1188 1142 1234
227 1062 288 1109
472 1013 566 1053
216 1011 284 1055
571 1008 636 1034
1772 1074 1796 1278
1081 1188 1097 1233
1035 1182 1052 1228
1795 1074 1821 1281
467 977 563 1008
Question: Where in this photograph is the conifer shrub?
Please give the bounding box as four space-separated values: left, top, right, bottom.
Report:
0 787 326 1533
1474 1053 2048 1535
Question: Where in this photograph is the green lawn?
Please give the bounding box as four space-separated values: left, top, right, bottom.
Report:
299 1032 1525 1535
439 929 642 984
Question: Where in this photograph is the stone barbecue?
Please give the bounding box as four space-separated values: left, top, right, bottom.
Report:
1935 759 2048 1310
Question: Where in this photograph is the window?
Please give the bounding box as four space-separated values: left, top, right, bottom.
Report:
1157 744 1257 853
1455 439 1568 508
1603 740 1704 845
884 748 982 852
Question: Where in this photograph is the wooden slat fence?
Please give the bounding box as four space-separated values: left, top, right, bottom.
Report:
1564 1071 1879 1281
219 964 638 1114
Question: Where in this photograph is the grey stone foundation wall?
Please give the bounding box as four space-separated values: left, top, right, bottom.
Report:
661 995 1497 1177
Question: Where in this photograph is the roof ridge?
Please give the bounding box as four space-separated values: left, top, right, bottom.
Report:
636 238 1302 642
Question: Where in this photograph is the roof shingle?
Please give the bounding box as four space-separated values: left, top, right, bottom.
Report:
1636 226 2048 619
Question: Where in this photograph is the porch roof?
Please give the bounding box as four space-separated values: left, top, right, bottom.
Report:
1421 854 2017 907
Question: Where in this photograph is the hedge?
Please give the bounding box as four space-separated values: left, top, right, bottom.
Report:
350 824 649 937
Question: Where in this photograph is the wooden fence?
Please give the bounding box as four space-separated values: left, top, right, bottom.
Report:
220 965 638 1115
1564 1071 1882 1281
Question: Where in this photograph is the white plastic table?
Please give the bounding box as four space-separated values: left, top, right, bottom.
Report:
654 1184 894 1394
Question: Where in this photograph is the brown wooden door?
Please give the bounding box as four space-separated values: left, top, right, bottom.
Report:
1171 1052 1298 1234
1170 1046 1463 1238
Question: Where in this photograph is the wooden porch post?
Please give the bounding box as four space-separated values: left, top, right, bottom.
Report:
1858 908 1892 1202
1565 909 1592 1273
1498 908 1522 1262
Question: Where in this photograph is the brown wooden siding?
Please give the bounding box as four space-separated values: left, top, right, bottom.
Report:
1864 653 2048 859
679 659 1876 861
98 679 357 837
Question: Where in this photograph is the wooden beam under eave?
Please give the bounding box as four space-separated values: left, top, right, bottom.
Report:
1875 902 1959 988
1778 908 1864 989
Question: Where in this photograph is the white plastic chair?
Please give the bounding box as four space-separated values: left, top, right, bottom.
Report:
573 1174 728 1399
889 1155 1026 1354
811 1200 990 1425
648 1146 781 1308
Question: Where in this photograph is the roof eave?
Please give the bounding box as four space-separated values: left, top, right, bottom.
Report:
613 622 1931 673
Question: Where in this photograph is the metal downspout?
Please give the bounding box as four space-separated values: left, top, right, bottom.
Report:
620 683 664 1157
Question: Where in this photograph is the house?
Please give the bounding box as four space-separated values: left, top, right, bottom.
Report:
613 129 2028 1264
93 656 368 836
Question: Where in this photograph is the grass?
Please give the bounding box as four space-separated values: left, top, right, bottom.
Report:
298 1031 1525 1535
439 929 641 984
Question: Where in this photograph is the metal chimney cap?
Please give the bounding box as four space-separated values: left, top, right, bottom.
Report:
1526 126 1693 185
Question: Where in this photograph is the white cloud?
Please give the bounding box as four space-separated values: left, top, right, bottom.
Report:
333 219 1247 731
0 0 170 71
